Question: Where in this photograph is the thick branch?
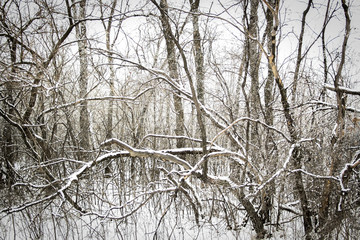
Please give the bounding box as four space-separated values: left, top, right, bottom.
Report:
102 138 193 170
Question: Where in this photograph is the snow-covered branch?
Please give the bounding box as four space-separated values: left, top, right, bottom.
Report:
39 87 153 117
339 150 360 192
101 138 193 170
210 117 292 146
308 100 360 113
139 133 217 147
324 84 360 96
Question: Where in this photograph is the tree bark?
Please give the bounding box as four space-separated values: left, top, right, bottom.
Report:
190 0 205 105
318 0 351 234
1 37 17 187
292 0 312 104
248 0 261 146
102 0 118 175
73 0 91 160
157 0 185 148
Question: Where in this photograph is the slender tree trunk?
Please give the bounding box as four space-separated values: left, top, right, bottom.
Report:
235 190 267 239
73 0 90 160
264 0 313 237
319 0 331 102
318 1 350 236
103 0 118 175
158 0 185 148
190 0 205 105
2 38 17 187
247 0 262 153
292 0 312 104
261 1 276 224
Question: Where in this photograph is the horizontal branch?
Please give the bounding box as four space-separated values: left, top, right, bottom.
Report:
308 100 360 113
210 117 292 145
39 87 152 118
140 133 209 145
101 138 193 169
325 84 360 96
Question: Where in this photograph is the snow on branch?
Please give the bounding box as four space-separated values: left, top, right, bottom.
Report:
337 151 360 211
101 138 193 170
339 150 360 192
201 106 247 154
210 117 292 146
245 143 297 198
139 133 219 147
308 100 360 113
325 84 360 96
245 138 314 198
39 87 153 117
290 169 339 181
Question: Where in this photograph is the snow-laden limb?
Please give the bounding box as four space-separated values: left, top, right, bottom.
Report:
210 117 292 146
324 84 360 96
247 138 315 198
337 148 360 212
160 147 222 155
291 169 339 181
101 138 193 170
39 87 153 117
101 147 222 158
308 100 360 113
279 200 302 216
20 158 88 172
200 105 247 155
245 143 297 199
183 150 250 180
139 133 222 149
245 138 316 199
339 150 360 193
206 175 240 189
0 190 58 214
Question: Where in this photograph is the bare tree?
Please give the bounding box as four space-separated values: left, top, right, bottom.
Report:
154 0 185 148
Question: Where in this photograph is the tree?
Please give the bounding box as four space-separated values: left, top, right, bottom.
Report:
72 0 91 160
153 0 186 149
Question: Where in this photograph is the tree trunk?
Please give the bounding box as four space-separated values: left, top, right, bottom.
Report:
190 0 205 105
73 0 90 160
103 0 118 176
265 0 313 237
158 0 185 148
261 1 276 224
1 38 17 187
248 0 261 146
318 0 350 234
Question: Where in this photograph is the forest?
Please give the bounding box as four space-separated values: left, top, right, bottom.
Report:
1 0 360 239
